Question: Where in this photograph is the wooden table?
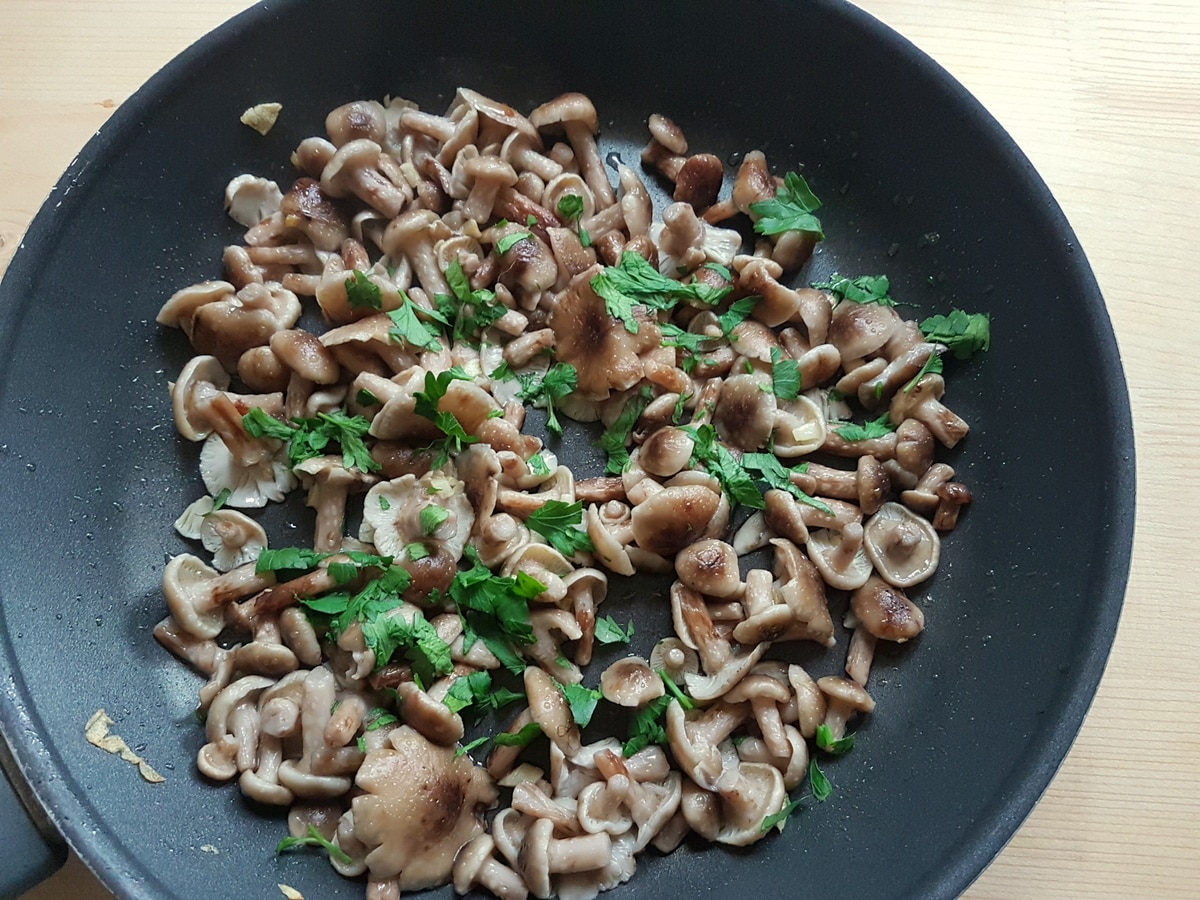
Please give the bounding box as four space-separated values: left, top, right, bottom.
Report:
3 1 1197 897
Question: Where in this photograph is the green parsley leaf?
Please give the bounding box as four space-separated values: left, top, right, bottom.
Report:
434 259 506 344
419 504 450 535
496 231 533 255
815 723 856 755
516 363 578 436
623 695 672 756
493 722 544 746
442 671 494 715
413 368 478 465
591 252 731 329
812 273 895 307
277 824 352 865
556 194 585 221
594 615 634 645
761 797 805 833
834 413 897 442
657 670 696 711
680 423 765 510
455 735 492 758
598 387 652 474
298 592 352 615
749 171 824 240
672 392 691 424
361 611 453 683
450 555 541 674
770 347 801 400
579 227 592 248
528 453 551 477
356 388 381 407
209 488 231 512
242 407 295 441
809 758 833 802
525 214 538 227
363 708 399 732
702 262 733 281
405 542 430 562
344 270 383 310
717 296 760 336
387 294 444 351
919 309 991 360
741 452 834 515
558 681 602 727
255 546 328 574
525 499 595 556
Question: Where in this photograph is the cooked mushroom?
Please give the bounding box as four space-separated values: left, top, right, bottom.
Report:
863 501 941 588
352 725 498 892
530 93 615 208
162 554 274 639
295 456 378 553
224 174 283 229
197 508 268 572
888 372 970 448
599 657 664 708
629 484 722 557
817 675 876 741
805 524 872 591
453 834 529 900
675 539 742 599
850 575 926 643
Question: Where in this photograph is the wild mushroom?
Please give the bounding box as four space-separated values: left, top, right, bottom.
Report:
863 501 941 588
453 835 530 900
850 575 926 643
197 675 273 781
162 554 274 639
321 139 410 217
731 568 793 645
793 456 890 515
817 675 875 741
599 657 664 708
224 174 283 228
360 471 474 563
712 373 776 450
770 538 835 647
648 638 699 685
888 373 970 448
352 725 498 892
198 426 296 509
547 264 660 400
280 175 349 252
530 93 615 208
295 455 378 553
382 208 454 296
518 816 613 900
629 484 722 557
675 539 743 600
805 524 873 591
277 667 355 799
189 282 302 372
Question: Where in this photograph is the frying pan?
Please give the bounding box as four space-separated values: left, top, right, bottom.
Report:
0 1 1134 897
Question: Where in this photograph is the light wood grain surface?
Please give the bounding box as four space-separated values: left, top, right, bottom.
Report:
3 1 1197 898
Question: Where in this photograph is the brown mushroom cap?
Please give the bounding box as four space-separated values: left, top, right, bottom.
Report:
269 329 340 384
713 374 776 450
675 539 742 599
850 575 926 642
827 300 901 361
352 725 497 890
630 485 722 557
600 657 665 708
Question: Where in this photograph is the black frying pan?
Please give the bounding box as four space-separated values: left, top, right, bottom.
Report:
0 1 1134 898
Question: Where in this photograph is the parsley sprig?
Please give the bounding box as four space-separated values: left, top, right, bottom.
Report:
516 363 578 436
277 824 352 865
812 274 895 307
919 309 991 359
525 499 595 557
591 252 731 332
433 259 506 344
749 171 824 240
242 408 380 473
412 367 478 465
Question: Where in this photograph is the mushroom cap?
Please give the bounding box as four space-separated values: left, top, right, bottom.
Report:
675 539 742 600
600 657 665 707
648 638 699 684
325 100 387 146
352 725 497 890
224 174 283 229
162 553 227 639
171 355 229 441
863 501 941 587
850 575 926 642
713 374 776 450
530 92 599 134
463 154 519 186
199 432 296 509
157 280 236 332
639 426 695 479
630 485 722 557
200 508 268 572
827 300 901 360
269 329 340 384
817 675 876 713
547 265 660 400
361 472 474 562
772 394 827 458
805 527 873 591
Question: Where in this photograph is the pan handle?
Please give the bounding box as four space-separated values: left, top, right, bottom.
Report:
0 739 67 897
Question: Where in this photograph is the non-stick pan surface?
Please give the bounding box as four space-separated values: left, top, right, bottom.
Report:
0 1 1134 898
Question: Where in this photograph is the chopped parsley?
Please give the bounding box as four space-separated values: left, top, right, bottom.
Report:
760 759 834 833
903 351 945 392
450 551 543 674
679 423 764 510
344 270 383 310
919 309 991 359
590 251 731 332
770 347 801 400
741 453 833 515
597 386 652 474
442 671 525 718
812 274 895 307
558 681 602 727
556 194 585 221
525 499 595 556
516 363 578 436
433 259 507 345
594 615 635 645
209 488 231 512
412 367 478 465
749 170 824 240
815 723 856 755
386 293 445 351
717 296 760 336
834 413 896 442
623 694 671 756
419 504 450 535
496 231 533 255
